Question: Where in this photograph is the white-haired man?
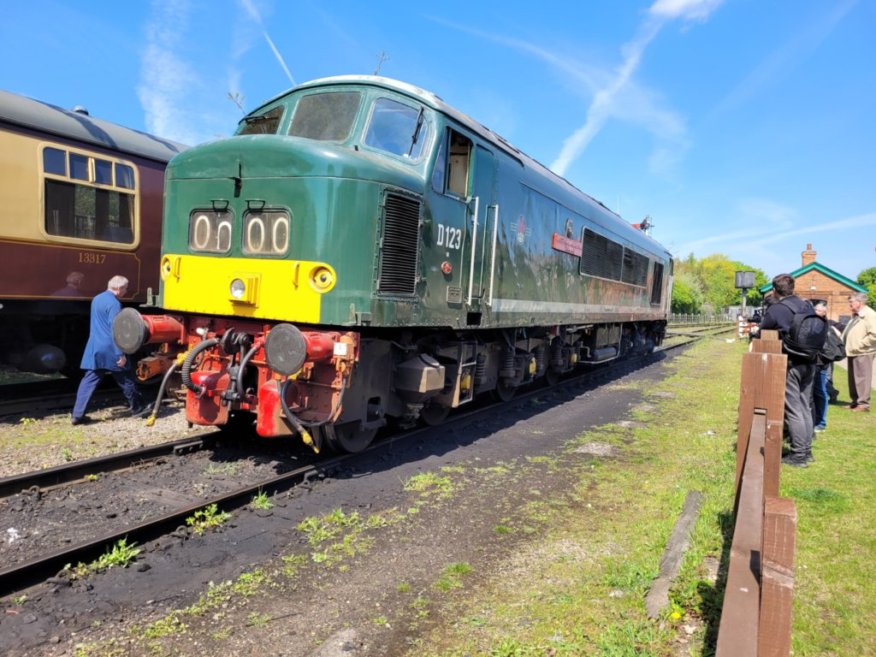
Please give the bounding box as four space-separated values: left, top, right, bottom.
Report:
72 275 147 424
842 292 876 412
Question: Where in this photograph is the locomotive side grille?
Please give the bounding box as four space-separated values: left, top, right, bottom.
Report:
378 193 421 295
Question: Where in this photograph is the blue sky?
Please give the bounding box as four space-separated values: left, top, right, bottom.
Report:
3 0 874 280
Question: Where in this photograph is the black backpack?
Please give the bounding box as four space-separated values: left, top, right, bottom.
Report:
778 297 828 362
818 326 846 364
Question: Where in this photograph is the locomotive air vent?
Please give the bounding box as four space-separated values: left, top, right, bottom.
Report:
378 193 421 295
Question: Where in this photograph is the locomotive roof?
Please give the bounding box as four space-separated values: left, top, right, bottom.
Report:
260 75 671 258
0 89 187 163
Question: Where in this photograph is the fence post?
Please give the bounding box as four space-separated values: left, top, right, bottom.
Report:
758 497 797 657
736 350 787 494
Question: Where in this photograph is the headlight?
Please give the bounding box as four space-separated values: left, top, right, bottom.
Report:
230 278 246 299
310 266 335 292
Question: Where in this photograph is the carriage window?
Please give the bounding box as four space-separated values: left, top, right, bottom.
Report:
364 97 428 159
45 180 134 243
42 146 137 245
43 148 66 175
238 105 284 136
116 164 135 189
70 153 89 180
289 91 361 141
94 159 113 185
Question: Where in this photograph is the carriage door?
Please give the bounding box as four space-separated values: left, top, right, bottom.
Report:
464 145 497 321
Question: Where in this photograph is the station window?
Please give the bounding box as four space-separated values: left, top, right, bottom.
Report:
42 146 136 245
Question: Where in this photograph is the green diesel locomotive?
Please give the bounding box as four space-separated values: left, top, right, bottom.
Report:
114 76 673 452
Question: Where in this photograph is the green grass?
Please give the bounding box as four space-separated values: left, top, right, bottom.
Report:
405 340 875 657
780 368 876 656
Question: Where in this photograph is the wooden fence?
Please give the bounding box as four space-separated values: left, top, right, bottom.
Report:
715 330 798 657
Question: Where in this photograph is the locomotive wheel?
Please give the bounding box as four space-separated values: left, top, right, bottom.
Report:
493 379 517 402
325 422 377 453
421 402 450 426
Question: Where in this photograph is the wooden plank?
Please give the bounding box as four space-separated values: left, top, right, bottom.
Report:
736 353 787 493
752 339 783 354
716 418 764 657
645 491 704 618
760 329 780 341
758 497 797 657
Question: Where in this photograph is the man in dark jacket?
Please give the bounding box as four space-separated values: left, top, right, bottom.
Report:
71 275 146 425
757 273 816 467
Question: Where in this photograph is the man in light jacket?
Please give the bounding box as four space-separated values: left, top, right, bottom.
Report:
842 292 876 412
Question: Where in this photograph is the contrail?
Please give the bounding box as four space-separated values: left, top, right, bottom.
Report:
239 0 296 86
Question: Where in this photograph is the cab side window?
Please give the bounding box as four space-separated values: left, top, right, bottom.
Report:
432 129 472 198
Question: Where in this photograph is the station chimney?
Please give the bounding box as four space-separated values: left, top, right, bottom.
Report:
801 243 817 266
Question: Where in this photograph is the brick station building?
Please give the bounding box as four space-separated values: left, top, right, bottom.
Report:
759 243 867 325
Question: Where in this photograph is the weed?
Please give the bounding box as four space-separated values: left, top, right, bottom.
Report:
96 538 140 570
434 562 472 592
373 615 389 627
403 471 454 497
246 611 271 627
203 462 239 477
65 538 140 579
186 503 231 535
281 553 307 578
61 447 74 462
397 581 411 593
85 474 98 482
18 417 36 426
250 490 273 510
142 612 186 640
494 524 512 534
12 594 27 605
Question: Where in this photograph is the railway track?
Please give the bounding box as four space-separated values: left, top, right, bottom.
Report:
0 331 710 598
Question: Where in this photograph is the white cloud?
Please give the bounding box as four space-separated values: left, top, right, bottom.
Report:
549 0 724 177
238 0 296 86
137 0 198 143
650 0 724 22
710 0 858 118
428 16 689 179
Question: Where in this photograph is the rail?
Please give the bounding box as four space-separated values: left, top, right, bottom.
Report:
715 330 797 657
668 313 736 326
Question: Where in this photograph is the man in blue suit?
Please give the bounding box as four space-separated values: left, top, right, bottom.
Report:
71 275 146 425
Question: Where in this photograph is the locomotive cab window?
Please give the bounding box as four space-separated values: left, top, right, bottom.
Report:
288 91 361 141
238 105 284 136
42 146 136 245
363 97 429 159
431 129 472 198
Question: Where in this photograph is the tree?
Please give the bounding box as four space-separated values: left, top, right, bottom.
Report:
858 267 876 309
672 253 767 314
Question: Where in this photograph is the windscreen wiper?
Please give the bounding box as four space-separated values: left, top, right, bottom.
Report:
407 107 425 156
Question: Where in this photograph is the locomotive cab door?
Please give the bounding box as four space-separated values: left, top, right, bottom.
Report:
464 145 497 321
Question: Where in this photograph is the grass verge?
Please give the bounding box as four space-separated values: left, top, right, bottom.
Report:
405 340 875 657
